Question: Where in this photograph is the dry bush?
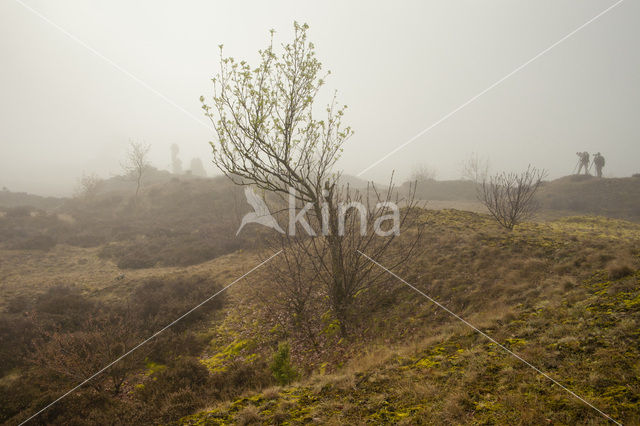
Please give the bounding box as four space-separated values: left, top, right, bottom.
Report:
130 274 225 331
99 233 244 269
208 358 273 400
79 177 253 268
35 286 96 330
136 357 210 422
3 176 252 265
10 234 57 251
75 173 104 200
157 388 204 423
65 233 105 248
479 165 546 230
0 209 73 251
263 179 422 338
462 152 490 183
32 310 146 395
4 205 32 218
607 262 634 280
0 315 38 376
1 273 232 424
410 164 437 182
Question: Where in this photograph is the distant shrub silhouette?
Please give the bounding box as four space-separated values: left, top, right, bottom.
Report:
65 233 105 248
75 173 104 200
99 233 245 269
12 234 56 251
5 206 32 218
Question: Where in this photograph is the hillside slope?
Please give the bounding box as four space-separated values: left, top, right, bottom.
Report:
0 190 64 210
0 175 259 269
538 175 640 222
1 181 639 424
178 212 640 425
399 175 640 223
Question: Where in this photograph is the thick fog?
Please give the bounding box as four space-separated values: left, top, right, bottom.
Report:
1 0 638 196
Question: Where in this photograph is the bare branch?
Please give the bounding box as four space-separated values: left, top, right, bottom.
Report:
478 165 547 230
122 140 151 199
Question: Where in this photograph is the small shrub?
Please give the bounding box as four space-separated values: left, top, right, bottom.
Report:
5 206 32 218
207 358 272 401
66 234 105 248
116 247 156 269
98 234 241 269
35 286 95 330
478 166 546 230
136 357 210 407
607 263 634 280
156 357 210 389
12 234 56 251
0 315 38 375
130 275 225 331
6 295 30 314
270 342 298 386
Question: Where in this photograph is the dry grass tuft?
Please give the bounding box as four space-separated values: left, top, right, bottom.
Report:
607 262 634 280
235 405 261 425
261 386 281 400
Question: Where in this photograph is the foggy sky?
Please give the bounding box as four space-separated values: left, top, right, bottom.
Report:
1 0 638 196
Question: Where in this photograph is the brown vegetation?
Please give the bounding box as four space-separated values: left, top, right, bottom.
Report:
478 165 546 230
1 186 639 424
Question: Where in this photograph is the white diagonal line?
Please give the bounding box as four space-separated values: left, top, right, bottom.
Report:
12 0 210 130
357 250 622 425
357 0 626 177
19 250 282 426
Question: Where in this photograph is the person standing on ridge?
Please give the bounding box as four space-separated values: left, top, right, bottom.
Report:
576 151 590 175
593 152 605 178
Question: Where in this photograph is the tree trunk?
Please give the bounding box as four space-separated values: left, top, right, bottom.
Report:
321 194 352 337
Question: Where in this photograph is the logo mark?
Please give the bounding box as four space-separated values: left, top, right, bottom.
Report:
235 187 400 237
236 187 285 235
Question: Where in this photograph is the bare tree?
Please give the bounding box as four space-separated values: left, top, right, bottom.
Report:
75 172 103 200
410 164 436 182
201 23 421 335
122 140 151 198
478 165 547 230
462 152 490 183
